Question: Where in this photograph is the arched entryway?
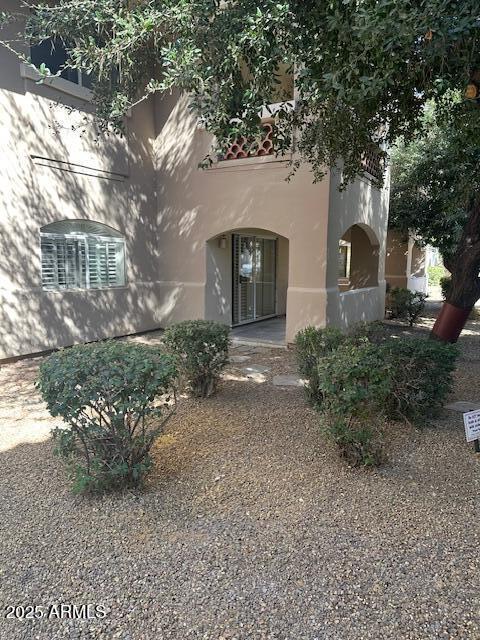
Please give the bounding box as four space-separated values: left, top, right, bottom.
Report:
337 223 379 291
205 228 289 334
327 222 384 329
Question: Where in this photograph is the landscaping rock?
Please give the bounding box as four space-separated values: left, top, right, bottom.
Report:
2 321 480 640
272 374 305 387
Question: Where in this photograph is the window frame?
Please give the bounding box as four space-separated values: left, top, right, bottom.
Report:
338 241 352 281
30 37 93 89
40 230 127 292
20 63 93 102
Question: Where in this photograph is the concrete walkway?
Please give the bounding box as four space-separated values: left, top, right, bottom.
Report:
231 316 286 347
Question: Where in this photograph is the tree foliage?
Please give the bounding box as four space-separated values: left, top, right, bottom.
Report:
1 1 479 185
390 102 480 267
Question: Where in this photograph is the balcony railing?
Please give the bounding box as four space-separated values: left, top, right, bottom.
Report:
361 147 384 181
223 122 275 161
220 101 295 163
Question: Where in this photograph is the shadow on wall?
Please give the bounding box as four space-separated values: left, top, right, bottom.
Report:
336 287 384 329
153 92 333 346
153 91 326 250
0 77 166 358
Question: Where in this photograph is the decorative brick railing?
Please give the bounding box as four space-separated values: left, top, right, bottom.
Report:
361 147 384 181
223 122 274 161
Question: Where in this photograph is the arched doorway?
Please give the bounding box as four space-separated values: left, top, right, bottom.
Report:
206 229 289 329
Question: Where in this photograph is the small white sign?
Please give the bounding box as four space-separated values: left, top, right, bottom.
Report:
463 409 480 442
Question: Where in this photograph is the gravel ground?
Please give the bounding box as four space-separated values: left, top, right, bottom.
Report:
1 318 480 640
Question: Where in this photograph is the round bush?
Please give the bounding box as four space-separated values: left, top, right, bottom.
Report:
380 337 458 424
316 342 391 466
347 321 388 345
37 341 177 493
386 287 427 326
163 320 230 398
295 326 345 406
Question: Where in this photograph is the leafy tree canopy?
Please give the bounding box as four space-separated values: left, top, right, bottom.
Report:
390 100 480 268
1 0 479 185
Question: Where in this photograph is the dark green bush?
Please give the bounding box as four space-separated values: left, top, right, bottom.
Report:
387 287 427 326
380 337 458 424
295 322 389 406
440 276 452 300
347 320 388 345
304 333 458 467
295 326 345 406
37 341 177 494
316 343 390 466
163 320 230 397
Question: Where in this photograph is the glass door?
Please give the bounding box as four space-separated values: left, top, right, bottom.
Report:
232 234 277 325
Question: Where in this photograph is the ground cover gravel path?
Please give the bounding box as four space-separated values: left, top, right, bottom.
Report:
0 319 479 640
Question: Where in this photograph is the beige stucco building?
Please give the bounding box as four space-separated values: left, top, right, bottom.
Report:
0 0 390 360
385 230 428 294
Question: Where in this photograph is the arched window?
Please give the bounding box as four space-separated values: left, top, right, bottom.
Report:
40 220 126 290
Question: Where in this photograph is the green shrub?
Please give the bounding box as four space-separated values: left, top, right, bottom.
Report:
295 326 345 406
163 320 230 397
309 335 458 466
347 320 388 345
380 337 458 424
37 341 177 494
427 264 446 287
315 343 391 466
387 287 427 326
440 276 452 300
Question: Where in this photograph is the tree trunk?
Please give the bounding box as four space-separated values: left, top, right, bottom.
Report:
431 195 480 342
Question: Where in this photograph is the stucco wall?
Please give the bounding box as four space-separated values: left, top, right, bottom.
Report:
325 169 389 328
385 230 428 293
0 1 161 359
0 0 391 357
153 92 331 343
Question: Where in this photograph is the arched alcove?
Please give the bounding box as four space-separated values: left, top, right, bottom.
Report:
338 223 379 291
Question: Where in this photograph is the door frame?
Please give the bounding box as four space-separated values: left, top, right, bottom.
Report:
231 233 278 326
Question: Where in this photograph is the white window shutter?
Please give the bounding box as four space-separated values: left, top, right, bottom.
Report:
40 222 126 291
87 239 101 288
78 239 88 288
56 240 67 288
40 237 57 288
115 241 126 286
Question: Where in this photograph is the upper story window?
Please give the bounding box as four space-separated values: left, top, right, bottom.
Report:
40 220 126 291
31 38 93 89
